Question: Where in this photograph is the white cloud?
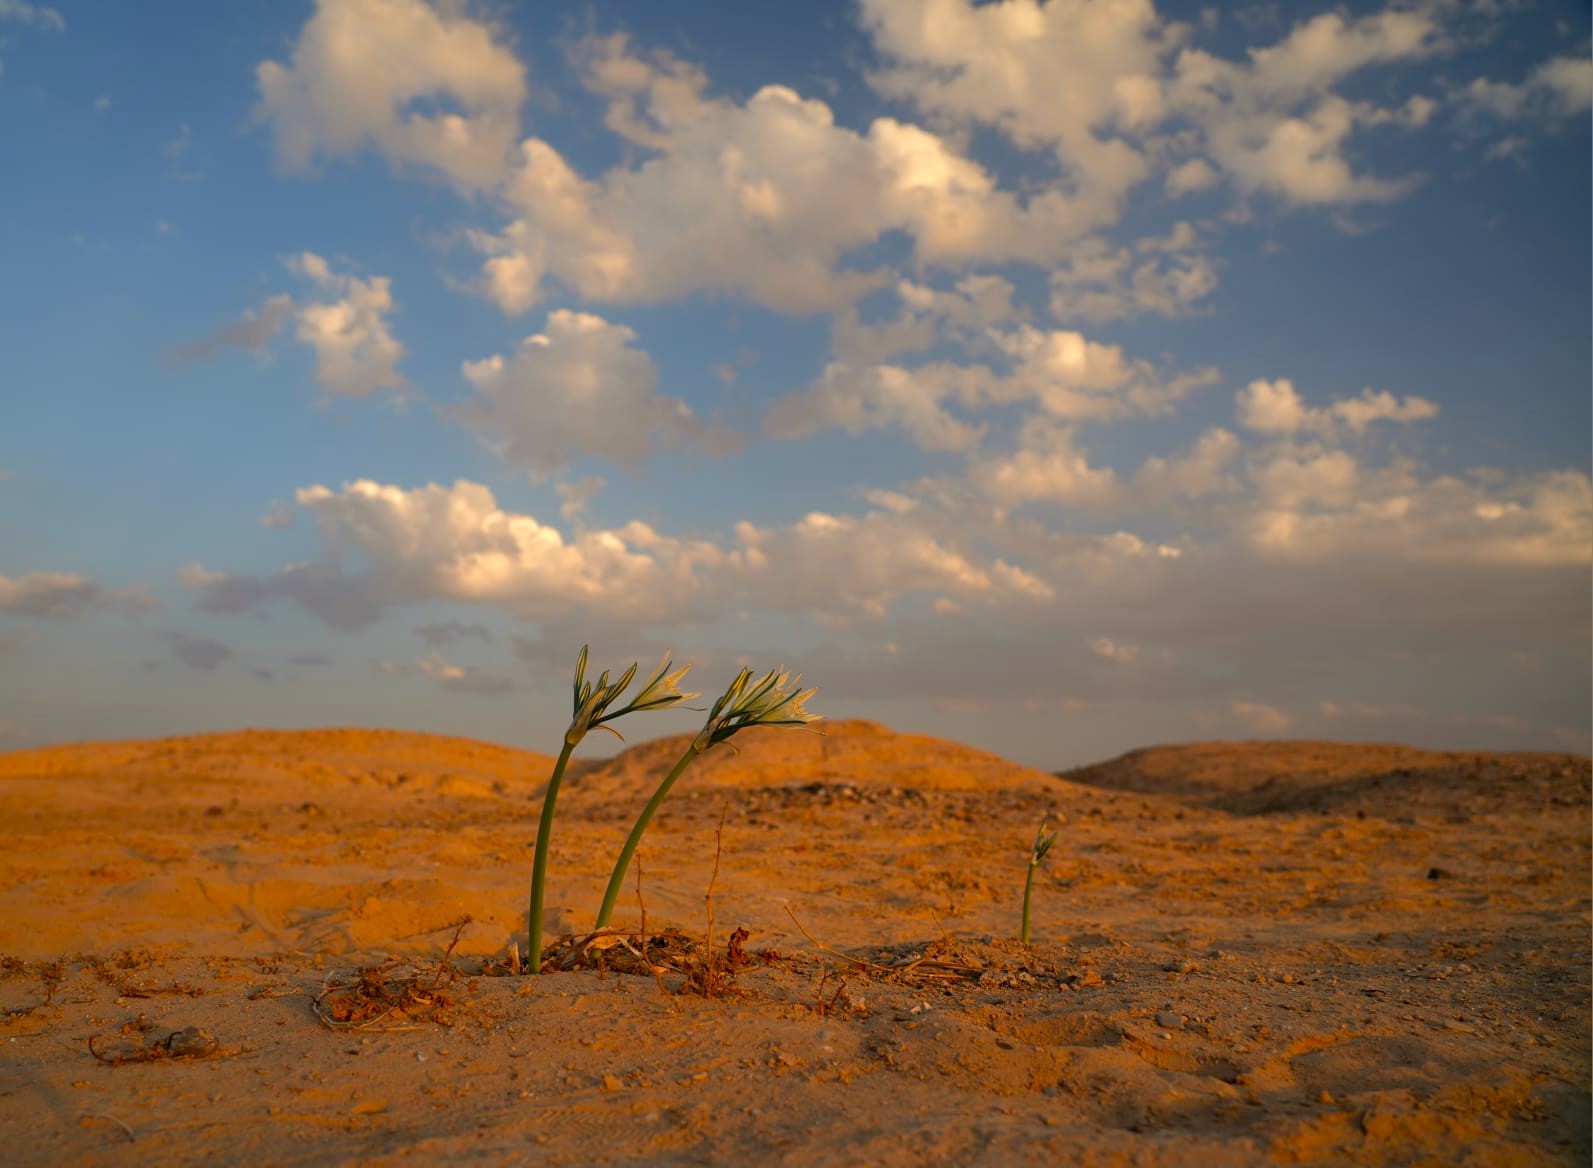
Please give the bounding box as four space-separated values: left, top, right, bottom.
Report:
988 326 1219 420
413 654 513 695
971 419 1123 509
169 295 295 365
473 34 1119 314
0 0 63 32
1133 426 1242 501
255 0 527 190
284 253 406 397
831 276 1019 365
1164 158 1218 197
459 310 700 479
1088 636 1139 664
1228 699 1292 734
171 254 404 398
1047 224 1219 322
1236 378 1438 437
555 474 607 523
862 0 1444 212
1318 700 1420 720
732 506 1052 622
859 0 1168 217
166 630 232 671
414 621 492 647
1463 55 1593 121
767 322 1214 453
1168 9 1444 206
190 477 1053 630
764 362 986 453
0 572 152 618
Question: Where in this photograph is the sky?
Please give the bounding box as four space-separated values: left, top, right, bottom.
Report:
0 0 1588 770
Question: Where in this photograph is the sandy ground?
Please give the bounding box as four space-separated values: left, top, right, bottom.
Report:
0 720 1587 1166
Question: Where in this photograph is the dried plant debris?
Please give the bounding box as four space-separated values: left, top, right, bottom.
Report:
528 924 774 998
88 1016 231 1065
0 956 66 1022
313 922 469 1031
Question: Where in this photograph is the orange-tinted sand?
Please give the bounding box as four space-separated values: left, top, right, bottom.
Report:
1 722 1587 1165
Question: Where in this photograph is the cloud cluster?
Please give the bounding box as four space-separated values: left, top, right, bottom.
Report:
1046 223 1219 323
459 310 699 479
861 1 1444 209
0 572 151 618
172 253 404 399
0 0 64 33
1235 378 1439 437
255 0 526 189
1463 55 1593 122
183 477 1054 630
285 253 406 398
245 0 1588 341
471 34 1103 314
767 318 1218 451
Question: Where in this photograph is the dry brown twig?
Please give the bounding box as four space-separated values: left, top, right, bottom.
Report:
635 856 671 998
312 919 468 1032
700 804 727 997
781 906 983 986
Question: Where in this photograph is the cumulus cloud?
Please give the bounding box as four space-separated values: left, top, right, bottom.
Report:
863 0 1446 211
1462 55 1593 121
765 361 987 453
949 378 1586 573
830 276 1019 365
1088 637 1140 664
859 0 1169 217
0 572 152 618
471 34 1118 314
284 252 406 398
413 654 514 695
188 477 1054 630
255 0 527 190
165 630 232 671
0 0 63 32
1047 224 1219 323
1227 700 1293 734
413 621 493 648
459 310 699 479
971 420 1124 509
1166 10 1445 206
767 323 1217 451
171 254 404 398
168 296 295 366
1236 378 1438 437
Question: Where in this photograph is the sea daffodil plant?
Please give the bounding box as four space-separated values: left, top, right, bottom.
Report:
526 645 696 973
1021 817 1058 945
593 666 821 930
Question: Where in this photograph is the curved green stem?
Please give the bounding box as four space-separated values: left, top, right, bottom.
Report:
527 740 577 974
594 745 703 929
1021 861 1038 946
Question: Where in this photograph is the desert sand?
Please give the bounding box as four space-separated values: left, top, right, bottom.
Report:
0 720 1587 1166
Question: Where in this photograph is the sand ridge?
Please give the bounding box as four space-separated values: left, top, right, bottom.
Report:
0 724 1587 1165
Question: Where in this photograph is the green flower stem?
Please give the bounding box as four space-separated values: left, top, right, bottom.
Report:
1021 858 1040 946
594 744 703 929
526 739 577 974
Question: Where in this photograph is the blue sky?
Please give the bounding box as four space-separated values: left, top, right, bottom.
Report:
1 0 1588 768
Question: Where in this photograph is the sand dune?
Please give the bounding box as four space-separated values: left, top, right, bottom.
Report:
0 725 1587 1165
1062 739 1589 816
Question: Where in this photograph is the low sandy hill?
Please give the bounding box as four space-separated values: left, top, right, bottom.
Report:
1061 739 1591 817
568 717 1062 797
0 727 554 828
